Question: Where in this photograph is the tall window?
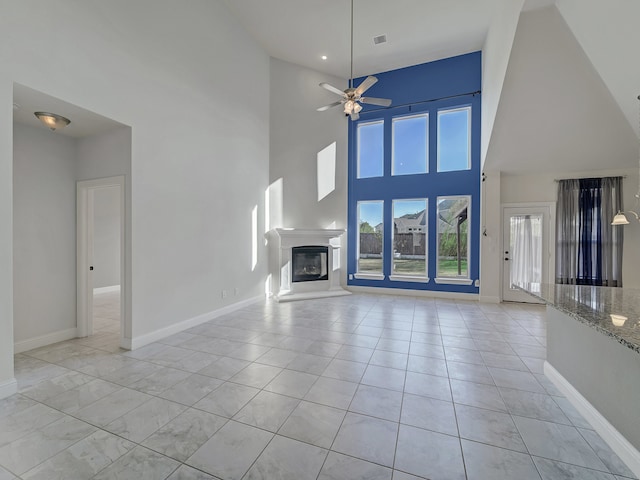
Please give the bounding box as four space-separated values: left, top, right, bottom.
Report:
392 114 428 176
357 121 384 178
438 107 471 172
556 177 623 286
436 196 470 279
357 201 384 276
392 199 427 278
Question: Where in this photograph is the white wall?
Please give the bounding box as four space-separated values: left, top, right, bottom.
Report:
484 6 637 175
556 0 640 138
92 186 120 288
269 58 349 280
0 0 270 389
502 168 640 288
13 124 77 343
269 58 348 230
0 84 14 394
481 0 524 167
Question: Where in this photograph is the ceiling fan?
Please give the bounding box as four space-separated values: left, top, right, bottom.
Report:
316 0 392 121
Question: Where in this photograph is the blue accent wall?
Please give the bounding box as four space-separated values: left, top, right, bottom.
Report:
347 51 482 294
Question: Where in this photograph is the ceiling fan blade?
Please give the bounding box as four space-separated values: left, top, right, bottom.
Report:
360 97 392 107
320 82 346 96
355 76 378 95
350 111 360 121
317 101 344 112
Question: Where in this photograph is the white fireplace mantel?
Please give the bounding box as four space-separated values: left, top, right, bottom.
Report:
267 228 350 302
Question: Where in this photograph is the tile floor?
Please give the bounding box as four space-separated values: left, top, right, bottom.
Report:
2 293 637 479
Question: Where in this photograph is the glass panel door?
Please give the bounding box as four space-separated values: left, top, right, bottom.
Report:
502 206 549 303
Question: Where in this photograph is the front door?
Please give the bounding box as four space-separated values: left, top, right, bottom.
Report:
502 206 551 303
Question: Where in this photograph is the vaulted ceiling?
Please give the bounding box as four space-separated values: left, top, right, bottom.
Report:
224 0 640 173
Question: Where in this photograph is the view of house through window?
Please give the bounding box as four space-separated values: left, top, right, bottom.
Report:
393 199 427 277
357 201 383 274
437 196 470 278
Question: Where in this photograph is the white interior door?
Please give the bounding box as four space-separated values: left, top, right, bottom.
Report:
502 205 552 303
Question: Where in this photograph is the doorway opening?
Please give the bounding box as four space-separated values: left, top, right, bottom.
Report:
77 176 126 348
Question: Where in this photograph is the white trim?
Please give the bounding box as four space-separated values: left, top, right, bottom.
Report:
478 295 501 304
14 328 77 354
126 295 263 351
0 378 17 399
93 285 120 295
389 275 429 283
275 290 352 303
77 176 127 344
346 285 478 301
434 277 474 285
545 361 640 478
354 273 385 280
501 202 556 303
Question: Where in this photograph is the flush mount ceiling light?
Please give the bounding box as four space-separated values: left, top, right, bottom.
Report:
34 111 71 131
316 0 392 121
612 95 640 226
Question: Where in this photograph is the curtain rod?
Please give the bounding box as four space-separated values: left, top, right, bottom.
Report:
362 90 481 113
554 175 627 183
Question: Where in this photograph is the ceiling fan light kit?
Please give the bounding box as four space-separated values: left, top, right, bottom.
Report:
316 0 392 121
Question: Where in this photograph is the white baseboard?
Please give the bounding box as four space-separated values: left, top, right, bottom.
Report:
127 295 264 351
478 295 501 304
545 361 640 478
93 285 120 294
14 328 78 354
276 289 351 303
346 285 479 301
0 378 17 399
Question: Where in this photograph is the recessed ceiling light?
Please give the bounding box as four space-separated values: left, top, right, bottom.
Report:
373 34 387 45
321 55 328 60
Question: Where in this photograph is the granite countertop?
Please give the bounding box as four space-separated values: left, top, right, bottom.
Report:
515 282 640 354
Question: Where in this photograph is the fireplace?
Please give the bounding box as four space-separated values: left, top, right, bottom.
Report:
267 228 350 302
292 246 328 283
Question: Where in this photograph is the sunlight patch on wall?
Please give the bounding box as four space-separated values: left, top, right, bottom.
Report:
251 205 258 271
317 142 336 201
265 274 272 296
266 178 283 231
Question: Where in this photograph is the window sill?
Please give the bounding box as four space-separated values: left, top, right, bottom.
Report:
389 275 429 283
434 277 473 285
354 273 385 281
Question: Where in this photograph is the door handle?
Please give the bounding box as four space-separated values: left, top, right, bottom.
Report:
504 258 509 261
89 266 94 271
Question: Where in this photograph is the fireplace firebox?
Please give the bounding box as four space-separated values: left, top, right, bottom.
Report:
292 246 329 283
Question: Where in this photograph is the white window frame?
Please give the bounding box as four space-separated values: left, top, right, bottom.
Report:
390 198 429 283
392 113 429 176
355 200 385 280
357 120 385 179
437 106 471 172
435 195 472 284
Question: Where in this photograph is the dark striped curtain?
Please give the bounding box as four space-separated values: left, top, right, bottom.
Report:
556 177 623 286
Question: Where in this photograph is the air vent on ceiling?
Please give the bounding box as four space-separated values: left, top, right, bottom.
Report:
373 34 387 45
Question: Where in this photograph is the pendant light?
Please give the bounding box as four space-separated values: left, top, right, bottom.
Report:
612 95 640 226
